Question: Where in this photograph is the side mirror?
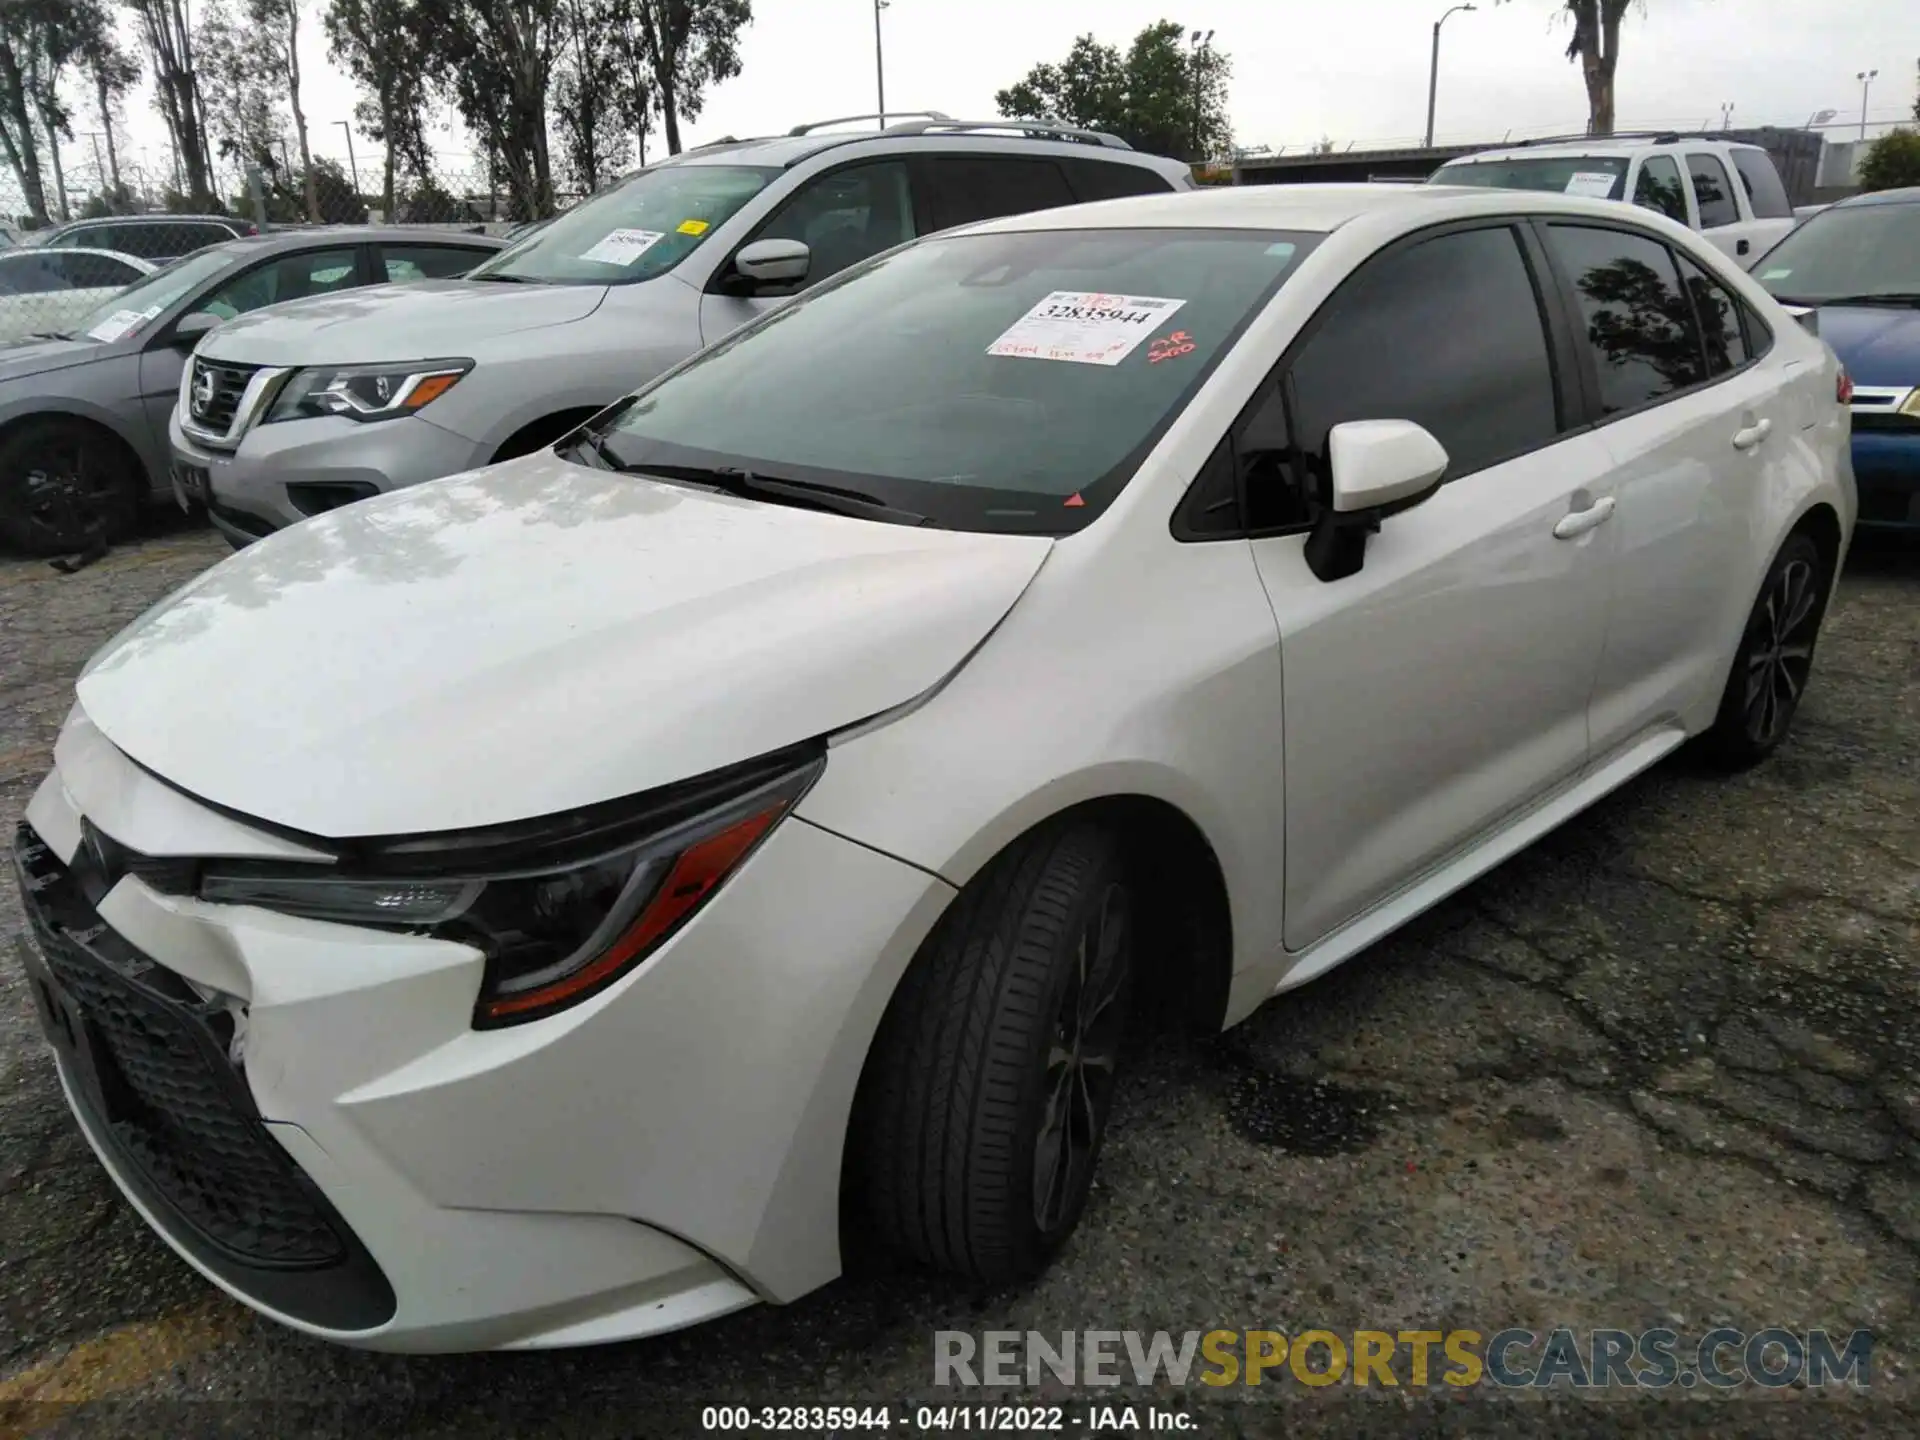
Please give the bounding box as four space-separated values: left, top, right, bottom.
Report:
733 238 810 287
1305 420 1449 583
170 310 219 348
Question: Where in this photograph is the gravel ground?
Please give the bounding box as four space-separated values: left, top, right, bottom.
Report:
0 521 1916 1438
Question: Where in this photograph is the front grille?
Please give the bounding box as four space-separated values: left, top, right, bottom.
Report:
13 823 342 1268
186 358 259 435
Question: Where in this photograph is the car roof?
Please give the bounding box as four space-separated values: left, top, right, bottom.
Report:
654 126 1183 174
1835 186 1920 208
208 226 506 257
1442 138 1760 163
52 214 241 229
0 245 152 266
958 181 1721 238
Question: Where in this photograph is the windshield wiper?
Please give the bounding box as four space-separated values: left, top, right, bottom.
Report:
25 330 73 341
470 272 544 284
563 429 623 471
627 460 931 527
1787 292 1920 309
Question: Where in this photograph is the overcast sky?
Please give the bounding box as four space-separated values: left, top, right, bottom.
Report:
29 0 1920 203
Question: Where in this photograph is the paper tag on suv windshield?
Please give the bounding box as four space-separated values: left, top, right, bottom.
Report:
84 308 145 343
987 291 1186 366
1563 171 1618 199
579 228 665 266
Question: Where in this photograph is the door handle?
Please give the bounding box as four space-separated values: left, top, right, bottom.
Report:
1552 495 1616 539
1732 417 1772 450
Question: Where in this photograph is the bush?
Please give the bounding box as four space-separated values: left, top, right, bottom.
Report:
1859 128 1920 193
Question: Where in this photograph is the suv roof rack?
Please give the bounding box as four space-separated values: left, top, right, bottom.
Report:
789 111 951 135
880 117 1133 151
1510 130 1681 148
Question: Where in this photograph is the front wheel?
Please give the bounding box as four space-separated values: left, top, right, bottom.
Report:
0 418 140 556
1701 532 1829 768
855 821 1135 1282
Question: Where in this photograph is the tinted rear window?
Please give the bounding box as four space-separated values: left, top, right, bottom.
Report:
1546 223 1702 413
1063 158 1179 202
1432 156 1627 200
1730 149 1792 220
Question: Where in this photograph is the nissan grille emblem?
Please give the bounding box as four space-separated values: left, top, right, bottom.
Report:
191 365 217 419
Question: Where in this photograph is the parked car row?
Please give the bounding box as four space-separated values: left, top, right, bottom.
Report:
0 228 505 552
9 99 1862 1357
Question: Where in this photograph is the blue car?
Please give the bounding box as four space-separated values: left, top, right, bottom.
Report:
1754 186 1920 529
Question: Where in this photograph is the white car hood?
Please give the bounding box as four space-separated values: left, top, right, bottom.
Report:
197 280 608 367
77 455 1052 838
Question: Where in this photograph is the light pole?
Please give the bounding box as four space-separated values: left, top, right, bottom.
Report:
1719 102 1734 131
1188 29 1214 163
333 120 361 197
1424 4 1477 149
874 0 889 128
1856 68 1877 140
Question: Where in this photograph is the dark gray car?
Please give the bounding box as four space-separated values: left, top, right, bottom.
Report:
0 226 504 554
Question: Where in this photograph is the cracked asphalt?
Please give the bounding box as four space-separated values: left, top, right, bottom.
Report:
0 520 1915 1437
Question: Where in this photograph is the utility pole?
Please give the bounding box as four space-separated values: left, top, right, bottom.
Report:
1719 102 1734 131
1188 29 1214 163
1856 68 1877 140
1425 5 1477 149
874 0 889 128
334 120 361 197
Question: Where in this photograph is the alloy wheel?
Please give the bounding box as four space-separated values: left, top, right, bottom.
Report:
1742 556 1819 747
1032 883 1130 1234
20 435 113 549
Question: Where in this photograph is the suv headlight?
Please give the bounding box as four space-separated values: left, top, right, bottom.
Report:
264 359 473 423
197 744 823 1026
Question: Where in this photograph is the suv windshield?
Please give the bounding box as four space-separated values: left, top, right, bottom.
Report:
1753 199 1920 306
1433 155 1628 200
469 164 777 285
586 226 1320 534
70 245 237 342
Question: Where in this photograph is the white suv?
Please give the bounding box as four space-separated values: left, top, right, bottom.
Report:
19 183 1851 1352
1431 135 1798 268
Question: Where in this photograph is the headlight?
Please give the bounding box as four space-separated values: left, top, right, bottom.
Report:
264 359 472 423
1900 388 1920 417
197 744 823 1026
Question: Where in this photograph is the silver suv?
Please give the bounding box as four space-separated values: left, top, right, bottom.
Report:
173 116 1194 545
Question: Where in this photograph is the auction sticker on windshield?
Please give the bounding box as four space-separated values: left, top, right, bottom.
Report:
84 306 159 343
1563 171 1618 199
988 291 1186 366
580 228 666 266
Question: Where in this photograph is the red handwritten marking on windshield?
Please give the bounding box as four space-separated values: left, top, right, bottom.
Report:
1148 330 1196 364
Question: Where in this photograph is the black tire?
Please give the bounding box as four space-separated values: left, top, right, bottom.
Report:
856 821 1135 1283
1700 532 1829 769
0 417 140 556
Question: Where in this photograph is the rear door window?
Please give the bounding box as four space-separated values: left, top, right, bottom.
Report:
1729 149 1792 220
916 156 1077 232
1632 156 1688 224
1546 223 1704 413
1287 225 1563 489
1687 154 1740 229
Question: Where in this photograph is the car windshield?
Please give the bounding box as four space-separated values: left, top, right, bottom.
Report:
69 246 236 342
468 164 778 285
1433 155 1628 201
1752 199 1920 305
587 226 1321 534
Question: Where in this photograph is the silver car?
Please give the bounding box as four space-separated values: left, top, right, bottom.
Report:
170 116 1195 546
0 227 504 554
0 248 155 345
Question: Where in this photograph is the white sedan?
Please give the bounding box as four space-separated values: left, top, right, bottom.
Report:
0 246 154 343
14 183 1853 1352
